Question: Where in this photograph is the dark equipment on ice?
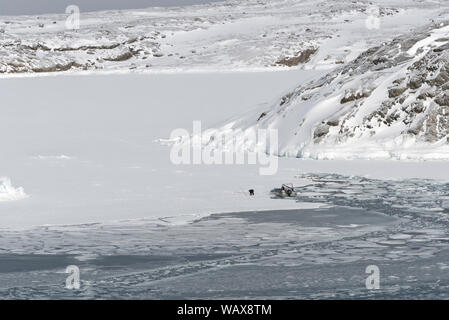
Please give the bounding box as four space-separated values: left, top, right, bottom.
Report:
249 189 255 196
270 183 297 198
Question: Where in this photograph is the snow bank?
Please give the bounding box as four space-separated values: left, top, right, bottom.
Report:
0 177 28 202
298 140 449 161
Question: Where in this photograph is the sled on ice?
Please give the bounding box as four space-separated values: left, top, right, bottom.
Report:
270 183 297 198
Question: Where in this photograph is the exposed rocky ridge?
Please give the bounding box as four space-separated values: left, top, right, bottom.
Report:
205 22 449 159
319 23 449 144
1 0 442 75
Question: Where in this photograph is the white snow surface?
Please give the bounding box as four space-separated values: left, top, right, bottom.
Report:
2 72 449 229
0 71 320 228
192 16 449 160
1 0 447 75
2 0 449 228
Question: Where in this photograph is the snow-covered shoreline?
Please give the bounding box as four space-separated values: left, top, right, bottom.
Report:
1 0 446 75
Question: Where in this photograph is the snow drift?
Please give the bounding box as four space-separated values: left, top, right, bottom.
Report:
0 177 28 202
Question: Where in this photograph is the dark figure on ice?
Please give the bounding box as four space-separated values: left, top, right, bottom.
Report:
249 189 255 196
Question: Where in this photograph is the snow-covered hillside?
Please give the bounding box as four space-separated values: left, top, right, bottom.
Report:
0 177 28 202
1 0 447 74
196 21 449 160
2 0 449 225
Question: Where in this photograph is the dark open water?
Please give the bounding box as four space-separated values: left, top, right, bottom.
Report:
1 174 449 299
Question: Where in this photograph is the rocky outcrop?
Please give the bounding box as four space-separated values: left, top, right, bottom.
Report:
276 48 317 66
215 21 449 158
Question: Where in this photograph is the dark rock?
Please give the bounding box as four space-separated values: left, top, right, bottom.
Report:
32 61 83 73
340 90 371 104
429 70 449 86
408 77 423 89
257 112 268 121
313 124 330 139
327 119 340 126
276 48 317 67
435 93 449 106
411 102 425 113
433 43 449 52
388 87 407 98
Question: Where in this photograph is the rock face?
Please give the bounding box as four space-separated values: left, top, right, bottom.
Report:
276 48 317 66
208 22 449 159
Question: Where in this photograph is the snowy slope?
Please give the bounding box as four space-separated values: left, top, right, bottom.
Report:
1 0 447 75
198 21 449 160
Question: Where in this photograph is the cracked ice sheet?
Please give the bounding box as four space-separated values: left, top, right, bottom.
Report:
0 206 402 299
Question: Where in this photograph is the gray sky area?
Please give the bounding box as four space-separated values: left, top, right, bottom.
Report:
0 0 224 15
